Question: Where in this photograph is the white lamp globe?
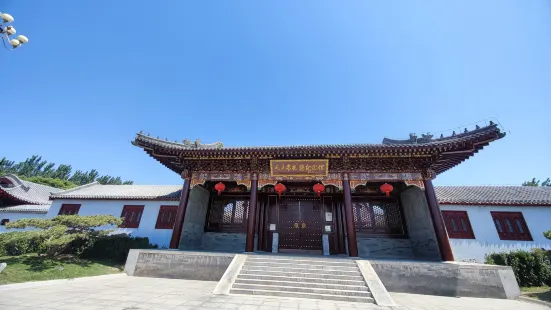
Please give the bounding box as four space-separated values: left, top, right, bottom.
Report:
1 13 14 23
17 35 28 44
6 26 16 35
9 38 20 47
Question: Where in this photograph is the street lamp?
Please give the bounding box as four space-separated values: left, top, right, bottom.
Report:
0 12 29 50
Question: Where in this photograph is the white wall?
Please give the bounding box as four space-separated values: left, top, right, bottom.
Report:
440 204 551 263
0 212 47 233
47 199 179 248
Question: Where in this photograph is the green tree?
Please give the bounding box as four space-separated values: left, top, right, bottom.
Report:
6 215 123 257
0 155 134 188
522 177 551 187
19 176 77 189
545 231 551 240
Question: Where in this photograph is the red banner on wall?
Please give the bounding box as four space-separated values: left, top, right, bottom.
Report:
270 159 329 177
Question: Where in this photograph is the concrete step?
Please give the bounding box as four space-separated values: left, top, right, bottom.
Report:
237 274 367 286
243 261 359 271
241 265 360 274
230 288 375 303
239 269 365 281
234 278 369 291
245 257 357 267
232 283 371 297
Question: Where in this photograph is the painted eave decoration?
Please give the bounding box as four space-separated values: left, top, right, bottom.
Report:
132 122 505 176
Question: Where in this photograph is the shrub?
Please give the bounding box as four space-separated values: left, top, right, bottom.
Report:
486 249 551 287
0 230 48 256
6 215 123 257
80 235 157 264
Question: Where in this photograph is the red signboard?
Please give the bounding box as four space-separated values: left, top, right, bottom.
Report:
270 159 329 177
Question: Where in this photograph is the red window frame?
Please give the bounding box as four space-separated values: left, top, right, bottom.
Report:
441 211 475 239
120 205 144 228
58 204 81 215
491 211 532 241
155 205 178 229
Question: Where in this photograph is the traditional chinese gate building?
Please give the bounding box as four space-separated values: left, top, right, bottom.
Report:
132 123 505 261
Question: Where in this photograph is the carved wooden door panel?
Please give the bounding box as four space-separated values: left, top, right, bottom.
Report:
278 198 323 253
278 198 302 250
299 199 323 252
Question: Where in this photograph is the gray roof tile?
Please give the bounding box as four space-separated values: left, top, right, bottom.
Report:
435 186 551 206
0 174 63 205
50 183 182 200
0 204 51 214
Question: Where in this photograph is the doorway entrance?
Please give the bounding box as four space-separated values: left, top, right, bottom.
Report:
277 197 323 253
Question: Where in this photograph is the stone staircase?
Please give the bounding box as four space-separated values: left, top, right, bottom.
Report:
229 255 374 303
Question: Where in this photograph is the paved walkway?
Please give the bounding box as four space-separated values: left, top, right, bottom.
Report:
0 274 548 310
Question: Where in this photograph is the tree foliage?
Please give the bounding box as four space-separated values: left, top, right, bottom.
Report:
5 215 123 257
522 177 551 187
19 176 77 189
545 230 551 240
0 155 133 188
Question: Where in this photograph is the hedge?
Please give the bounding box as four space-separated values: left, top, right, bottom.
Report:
486 249 551 287
80 234 157 263
0 230 48 256
0 231 157 264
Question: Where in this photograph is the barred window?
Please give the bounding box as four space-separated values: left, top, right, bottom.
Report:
442 211 475 239
206 197 249 231
491 212 532 241
352 200 405 236
120 205 144 228
58 204 81 215
155 205 178 229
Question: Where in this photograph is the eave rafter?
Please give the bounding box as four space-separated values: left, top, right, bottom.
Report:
132 123 505 176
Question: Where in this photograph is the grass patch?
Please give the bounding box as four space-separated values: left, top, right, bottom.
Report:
521 286 551 303
0 254 122 285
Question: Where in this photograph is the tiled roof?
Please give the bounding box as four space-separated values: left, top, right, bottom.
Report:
435 186 551 206
0 174 63 205
50 182 182 200
133 123 505 176
134 123 504 152
0 204 51 214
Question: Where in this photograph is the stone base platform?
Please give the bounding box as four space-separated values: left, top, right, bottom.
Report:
370 259 520 299
124 250 521 300
124 249 236 281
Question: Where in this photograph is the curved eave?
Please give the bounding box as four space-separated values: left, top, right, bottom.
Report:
133 124 505 175
0 188 43 205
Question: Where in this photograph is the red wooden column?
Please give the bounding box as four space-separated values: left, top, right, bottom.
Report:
245 176 259 252
169 172 192 249
423 178 455 261
342 174 359 257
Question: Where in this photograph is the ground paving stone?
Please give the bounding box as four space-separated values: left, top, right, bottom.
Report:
0 274 548 310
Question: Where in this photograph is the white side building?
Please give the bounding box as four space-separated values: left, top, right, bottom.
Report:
437 186 551 263
47 182 182 248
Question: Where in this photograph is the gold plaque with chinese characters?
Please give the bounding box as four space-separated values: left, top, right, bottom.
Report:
270 159 329 177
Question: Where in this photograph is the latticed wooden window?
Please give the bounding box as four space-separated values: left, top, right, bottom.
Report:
58 204 81 215
491 211 532 241
155 205 178 229
206 197 249 231
120 205 144 228
352 200 405 236
441 211 475 239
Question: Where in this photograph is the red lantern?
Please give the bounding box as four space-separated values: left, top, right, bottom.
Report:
274 183 286 196
214 182 226 195
313 183 325 196
380 183 393 197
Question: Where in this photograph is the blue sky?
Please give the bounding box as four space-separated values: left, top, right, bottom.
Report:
2 1 550 186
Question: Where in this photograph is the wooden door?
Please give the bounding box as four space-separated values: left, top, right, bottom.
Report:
278 197 323 253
